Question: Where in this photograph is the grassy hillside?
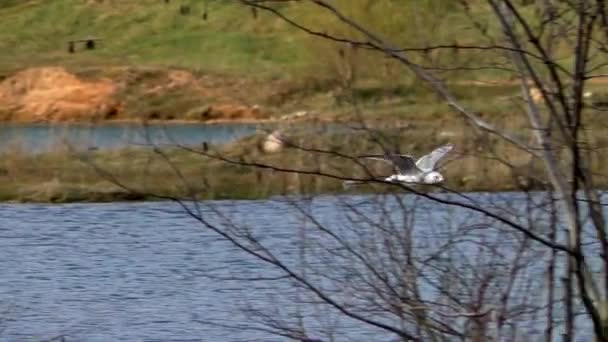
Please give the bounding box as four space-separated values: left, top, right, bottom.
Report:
0 0 304 75
0 0 501 122
2 1 608 122
0 0 509 81
1 1 602 82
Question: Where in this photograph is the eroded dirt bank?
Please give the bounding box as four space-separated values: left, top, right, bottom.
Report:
0 66 283 123
0 67 117 122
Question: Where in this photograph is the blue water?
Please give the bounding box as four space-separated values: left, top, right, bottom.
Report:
0 122 402 155
0 123 262 154
0 193 598 341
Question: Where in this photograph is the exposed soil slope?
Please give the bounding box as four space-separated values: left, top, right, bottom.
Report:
0 67 274 123
0 67 117 122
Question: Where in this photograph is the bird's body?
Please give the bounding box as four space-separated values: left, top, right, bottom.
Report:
357 143 454 185
384 173 420 183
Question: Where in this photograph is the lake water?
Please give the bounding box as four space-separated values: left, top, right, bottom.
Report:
2 197 394 341
0 122 402 155
0 123 262 154
0 193 596 341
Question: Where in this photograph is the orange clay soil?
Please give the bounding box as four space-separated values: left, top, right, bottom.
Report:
0 66 276 123
0 67 118 122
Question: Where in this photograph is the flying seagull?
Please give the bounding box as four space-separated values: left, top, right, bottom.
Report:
350 143 454 185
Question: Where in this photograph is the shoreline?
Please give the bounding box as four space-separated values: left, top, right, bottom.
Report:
0 118 279 125
0 187 555 204
0 115 372 127
0 116 342 126
2 116 605 204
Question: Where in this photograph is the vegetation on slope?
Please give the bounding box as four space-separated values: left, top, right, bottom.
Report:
0 0 305 75
1 0 605 121
0 0 538 80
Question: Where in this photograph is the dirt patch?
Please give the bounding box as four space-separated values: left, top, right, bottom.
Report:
0 66 296 123
0 67 119 122
142 69 197 96
185 104 268 121
115 67 277 121
167 70 196 88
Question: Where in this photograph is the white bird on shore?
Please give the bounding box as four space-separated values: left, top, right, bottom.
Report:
346 143 454 186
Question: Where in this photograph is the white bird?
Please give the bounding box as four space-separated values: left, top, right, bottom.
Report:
355 143 454 185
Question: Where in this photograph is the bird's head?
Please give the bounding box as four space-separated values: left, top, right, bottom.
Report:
424 171 444 184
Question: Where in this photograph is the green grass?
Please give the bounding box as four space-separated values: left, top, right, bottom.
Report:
0 0 307 77
2 0 605 85
0 1 542 79
2 0 606 117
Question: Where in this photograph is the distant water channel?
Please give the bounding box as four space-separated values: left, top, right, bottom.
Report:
0 122 404 155
0 123 263 154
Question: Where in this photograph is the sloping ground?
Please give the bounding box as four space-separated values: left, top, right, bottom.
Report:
0 0 515 83
0 0 305 76
0 67 117 122
0 66 280 122
0 1 574 123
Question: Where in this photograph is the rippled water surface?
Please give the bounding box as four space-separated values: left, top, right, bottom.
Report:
1 197 402 341
0 193 598 341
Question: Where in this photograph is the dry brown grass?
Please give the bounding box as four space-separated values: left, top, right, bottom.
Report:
3 115 606 203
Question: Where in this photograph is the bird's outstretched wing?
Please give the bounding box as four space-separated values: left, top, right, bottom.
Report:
415 143 454 172
359 154 419 175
